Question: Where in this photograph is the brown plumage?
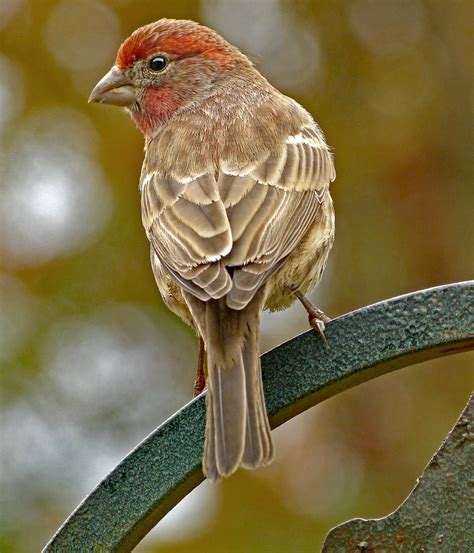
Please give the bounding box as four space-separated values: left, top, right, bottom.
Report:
89 19 335 481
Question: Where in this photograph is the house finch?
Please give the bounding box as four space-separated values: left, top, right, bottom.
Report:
89 19 335 482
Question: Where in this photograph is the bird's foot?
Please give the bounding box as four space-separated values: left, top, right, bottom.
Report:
308 313 329 348
193 372 206 397
294 290 331 348
193 337 206 397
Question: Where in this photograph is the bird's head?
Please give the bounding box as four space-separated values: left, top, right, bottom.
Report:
89 19 250 136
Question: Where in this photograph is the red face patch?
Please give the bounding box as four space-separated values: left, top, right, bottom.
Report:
116 21 233 70
132 86 181 136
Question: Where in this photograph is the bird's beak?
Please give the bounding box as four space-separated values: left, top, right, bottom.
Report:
89 66 137 107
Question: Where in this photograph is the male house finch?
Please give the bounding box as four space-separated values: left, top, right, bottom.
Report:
90 19 335 482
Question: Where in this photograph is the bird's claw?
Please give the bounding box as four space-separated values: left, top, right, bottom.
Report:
309 315 329 348
193 374 206 397
294 290 330 348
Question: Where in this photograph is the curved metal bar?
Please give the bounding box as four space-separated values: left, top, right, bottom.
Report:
322 394 474 551
43 282 474 552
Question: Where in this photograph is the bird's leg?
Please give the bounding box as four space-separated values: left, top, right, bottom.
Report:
193 337 207 397
294 290 331 348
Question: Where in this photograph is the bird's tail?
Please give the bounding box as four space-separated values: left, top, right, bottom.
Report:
184 291 273 482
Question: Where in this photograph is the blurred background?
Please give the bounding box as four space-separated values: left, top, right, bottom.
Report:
1 1 473 551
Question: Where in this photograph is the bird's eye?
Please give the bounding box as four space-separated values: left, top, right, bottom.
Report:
149 56 168 72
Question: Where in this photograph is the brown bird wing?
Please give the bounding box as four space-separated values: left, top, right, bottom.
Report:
141 171 233 301
141 123 335 307
222 124 335 308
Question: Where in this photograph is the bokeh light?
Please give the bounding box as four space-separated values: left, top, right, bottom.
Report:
201 0 322 92
44 0 120 72
1 109 112 266
349 0 425 56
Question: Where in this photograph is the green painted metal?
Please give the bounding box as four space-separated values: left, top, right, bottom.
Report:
43 281 474 552
322 394 474 552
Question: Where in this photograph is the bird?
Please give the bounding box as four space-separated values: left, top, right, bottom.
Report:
89 18 335 482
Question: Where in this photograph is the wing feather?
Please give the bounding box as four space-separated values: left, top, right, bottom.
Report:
226 184 269 241
141 123 334 307
279 143 300 188
220 174 256 207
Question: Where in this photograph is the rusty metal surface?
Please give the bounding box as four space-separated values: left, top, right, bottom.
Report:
43 281 474 552
322 394 474 553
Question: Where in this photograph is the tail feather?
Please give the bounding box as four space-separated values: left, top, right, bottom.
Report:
184 290 273 482
241 327 273 469
207 351 246 476
203 386 219 482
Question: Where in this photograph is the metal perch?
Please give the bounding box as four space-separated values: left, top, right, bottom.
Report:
43 281 474 552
